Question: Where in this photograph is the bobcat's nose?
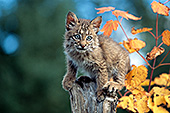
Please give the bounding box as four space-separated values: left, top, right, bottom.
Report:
80 41 86 48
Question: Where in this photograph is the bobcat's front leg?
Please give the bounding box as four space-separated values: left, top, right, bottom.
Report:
96 67 108 102
62 59 77 91
103 57 130 93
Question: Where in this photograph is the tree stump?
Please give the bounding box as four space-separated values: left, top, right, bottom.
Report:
68 76 118 113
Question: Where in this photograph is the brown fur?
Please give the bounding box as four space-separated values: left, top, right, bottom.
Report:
62 12 131 101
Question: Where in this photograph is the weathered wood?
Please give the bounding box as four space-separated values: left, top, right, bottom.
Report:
68 76 118 113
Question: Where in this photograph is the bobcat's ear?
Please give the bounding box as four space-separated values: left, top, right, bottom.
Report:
66 12 78 31
90 16 102 33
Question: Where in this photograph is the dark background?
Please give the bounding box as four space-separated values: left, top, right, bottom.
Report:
0 0 169 113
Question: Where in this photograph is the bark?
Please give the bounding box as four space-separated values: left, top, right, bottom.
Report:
68 76 118 113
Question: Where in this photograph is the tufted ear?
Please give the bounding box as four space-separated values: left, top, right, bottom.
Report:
66 12 78 31
90 16 102 33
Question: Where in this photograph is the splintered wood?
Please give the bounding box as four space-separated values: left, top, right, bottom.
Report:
69 76 118 113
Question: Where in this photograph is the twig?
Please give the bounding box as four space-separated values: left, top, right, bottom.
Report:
156 13 159 46
124 91 130 96
148 31 156 39
157 34 162 39
163 0 170 4
148 13 159 92
154 50 170 69
155 63 170 68
158 42 164 47
148 59 156 92
136 51 153 69
116 17 130 41
118 91 122 97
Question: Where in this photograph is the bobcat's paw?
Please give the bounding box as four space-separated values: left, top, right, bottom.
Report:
96 89 106 103
62 77 76 91
103 81 122 94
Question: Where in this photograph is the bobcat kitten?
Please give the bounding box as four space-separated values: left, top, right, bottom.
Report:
62 12 131 101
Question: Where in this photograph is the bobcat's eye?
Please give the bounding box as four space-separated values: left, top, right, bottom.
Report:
74 34 81 40
86 36 92 41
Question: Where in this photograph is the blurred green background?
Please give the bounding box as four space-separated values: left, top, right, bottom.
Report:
0 0 169 113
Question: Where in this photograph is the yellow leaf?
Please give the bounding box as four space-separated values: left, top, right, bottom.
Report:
148 97 154 110
154 94 166 106
126 65 148 88
117 95 136 112
151 1 170 16
129 38 146 50
149 87 170 96
131 27 153 35
162 30 170 46
121 38 146 53
122 40 136 53
141 79 154 86
164 95 170 108
153 106 169 113
148 95 169 113
131 86 145 95
135 96 150 113
154 73 170 86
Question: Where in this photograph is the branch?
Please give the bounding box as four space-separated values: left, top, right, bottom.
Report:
136 51 153 69
148 31 156 39
116 17 130 41
154 50 170 69
148 59 156 92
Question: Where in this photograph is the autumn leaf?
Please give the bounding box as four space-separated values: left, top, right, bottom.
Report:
148 97 154 110
164 95 170 108
154 73 170 86
149 87 170 96
162 30 170 46
141 79 154 86
129 38 146 50
154 94 166 106
153 106 169 113
117 95 136 112
100 20 119 36
135 95 150 113
146 46 165 60
148 87 170 113
131 27 153 35
121 38 146 53
112 10 142 20
126 65 148 90
95 7 115 14
121 40 136 53
119 92 150 113
151 1 170 16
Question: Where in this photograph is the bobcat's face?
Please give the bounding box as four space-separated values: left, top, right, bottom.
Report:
67 23 98 52
64 12 102 53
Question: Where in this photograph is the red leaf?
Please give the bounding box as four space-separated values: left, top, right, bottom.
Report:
100 20 119 36
112 10 142 20
95 7 115 14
